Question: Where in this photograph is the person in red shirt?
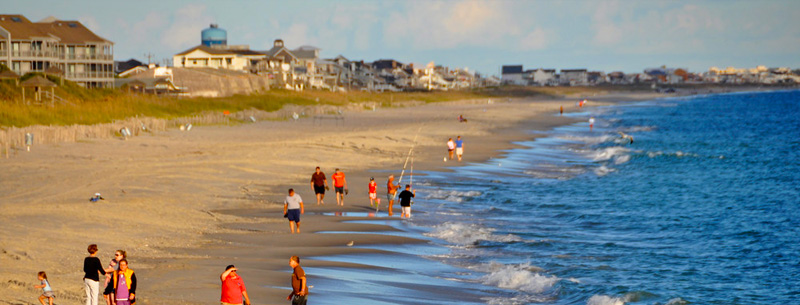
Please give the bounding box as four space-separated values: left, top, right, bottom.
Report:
331 168 348 206
368 177 378 207
220 265 250 305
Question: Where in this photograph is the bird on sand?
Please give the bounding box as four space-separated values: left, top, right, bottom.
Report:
346 241 354 247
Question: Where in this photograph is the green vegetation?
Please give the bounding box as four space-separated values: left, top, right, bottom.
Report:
0 76 611 128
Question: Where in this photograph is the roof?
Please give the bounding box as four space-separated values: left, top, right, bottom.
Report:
20 75 57 87
0 70 20 79
115 59 144 73
501 65 523 74
45 66 63 75
176 45 265 57
38 20 111 44
561 69 587 73
291 48 318 60
0 15 110 44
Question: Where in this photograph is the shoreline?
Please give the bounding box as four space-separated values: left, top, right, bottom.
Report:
0 88 775 304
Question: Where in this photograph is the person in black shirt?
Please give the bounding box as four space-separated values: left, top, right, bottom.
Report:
398 184 415 218
83 244 106 305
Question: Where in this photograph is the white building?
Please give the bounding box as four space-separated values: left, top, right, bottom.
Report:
173 45 265 71
501 65 524 85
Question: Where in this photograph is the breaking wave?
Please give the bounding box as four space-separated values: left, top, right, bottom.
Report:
426 222 522 245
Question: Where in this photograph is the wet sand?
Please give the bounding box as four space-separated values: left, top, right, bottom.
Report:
0 91 664 304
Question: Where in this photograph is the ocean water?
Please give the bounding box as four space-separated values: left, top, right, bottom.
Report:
311 90 800 305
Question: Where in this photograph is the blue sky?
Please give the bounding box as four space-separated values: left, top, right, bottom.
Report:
6 0 799 76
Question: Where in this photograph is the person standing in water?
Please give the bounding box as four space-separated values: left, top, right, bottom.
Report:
386 175 400 216
398 184 416 218
589 117 595 131
368 177 378 207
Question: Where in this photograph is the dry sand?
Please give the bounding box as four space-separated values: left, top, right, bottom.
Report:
0 92 659 304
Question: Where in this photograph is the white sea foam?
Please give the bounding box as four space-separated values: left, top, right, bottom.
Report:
624 125 654 132
426 222 522 245
594 165 616 176
557 134 616 144
587 295 626 305
424 190 482 203
476 262 559 294
591 146 630 162
614 154 631 165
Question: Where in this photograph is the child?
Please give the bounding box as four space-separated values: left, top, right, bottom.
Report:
368 177 377 207
34 271 55 305
103 258 118 305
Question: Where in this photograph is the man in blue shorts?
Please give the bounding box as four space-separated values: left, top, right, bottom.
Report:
284 188 305 234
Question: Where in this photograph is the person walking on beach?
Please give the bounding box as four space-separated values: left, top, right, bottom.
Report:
83 244 106 305
309 167 328 205
446 138 455 161
386 175 400 216
103 250 126 305
398 184 416 218
455 136 464 162
287 256 308 305
112 259 136 305
589 117 595 131
332 168 348 206
220 265 251 305
34 271 55 305
284 188 304 234
368 177 378 207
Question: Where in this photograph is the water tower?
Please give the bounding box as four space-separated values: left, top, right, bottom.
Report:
201 24 227 47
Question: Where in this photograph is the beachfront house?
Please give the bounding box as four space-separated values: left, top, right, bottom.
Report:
501 65 524 85
0 14 114 88
559 69 588 86
532 68 556 86
172 45 266 71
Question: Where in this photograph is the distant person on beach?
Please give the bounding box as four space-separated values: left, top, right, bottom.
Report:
284 188 304 234
386 175 400 216
458 114 467 123
220 265 251 305
34 271 55 305
112 259 136 305
560 105 563 115
287 256 308 305
332 168 348 206
455 136 464 161
446 138 455 161
83 244 106 305
398 184 416 218
368 177 378 207
103 250 125 305
589 117 595 131
310 167 328 205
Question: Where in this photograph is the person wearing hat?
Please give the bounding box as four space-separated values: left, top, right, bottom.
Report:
220 265 250 305
367 177 378 207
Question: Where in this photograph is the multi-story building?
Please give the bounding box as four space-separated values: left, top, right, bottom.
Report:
0 14 114 88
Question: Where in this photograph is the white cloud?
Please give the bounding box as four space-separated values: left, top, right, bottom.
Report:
519 27 551 50
383 0 522 50
160 4 214 50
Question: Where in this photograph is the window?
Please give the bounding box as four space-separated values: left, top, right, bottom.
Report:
11 17 21 22
68 23 77 28
226 58 232 65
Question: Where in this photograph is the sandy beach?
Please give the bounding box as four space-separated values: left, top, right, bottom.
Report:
0 91 669 304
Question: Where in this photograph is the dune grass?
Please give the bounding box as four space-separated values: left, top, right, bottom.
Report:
0 73 612 128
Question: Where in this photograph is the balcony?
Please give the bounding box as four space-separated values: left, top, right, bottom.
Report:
61 53 113 61
64 71 114 79
8 50 60 58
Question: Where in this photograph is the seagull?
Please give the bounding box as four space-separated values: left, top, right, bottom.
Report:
346 241 354 247
618 132 634 144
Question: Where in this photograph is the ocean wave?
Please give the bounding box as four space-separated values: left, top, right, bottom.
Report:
424 189 482 203
557 134 617 144
594 165 616 176
646 151 700 158
426 222 522 245
587 295 626 305
591 146 630 162
476 262 559 294
623 125 655 132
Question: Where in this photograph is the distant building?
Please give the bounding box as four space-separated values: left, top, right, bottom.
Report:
560 69 588 85
0 14 114 88
532 68 556 86
172 45 265 71
114 58 143 75
501 65 524 85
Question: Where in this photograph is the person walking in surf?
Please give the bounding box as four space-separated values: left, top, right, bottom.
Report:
332 168 348 206
398 184 415 218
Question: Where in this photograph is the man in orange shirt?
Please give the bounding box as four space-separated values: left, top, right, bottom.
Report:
331 168 348 206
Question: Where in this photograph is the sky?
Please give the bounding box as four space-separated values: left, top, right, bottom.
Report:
5 0 800 76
